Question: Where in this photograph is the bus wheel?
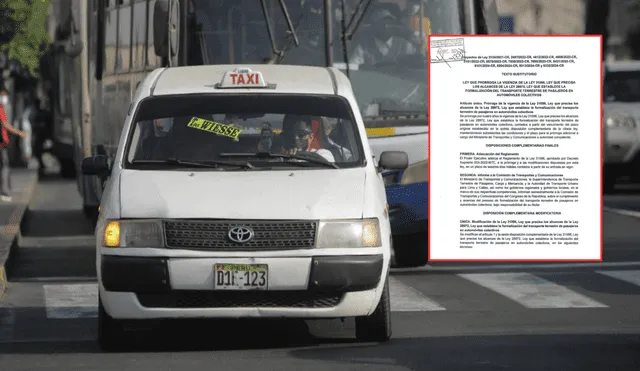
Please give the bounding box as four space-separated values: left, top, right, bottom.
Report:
59 158 76 178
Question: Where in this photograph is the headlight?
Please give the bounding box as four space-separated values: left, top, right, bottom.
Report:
317 218 381 248
400 159 428 185
606 114 636 128
103 219 164 247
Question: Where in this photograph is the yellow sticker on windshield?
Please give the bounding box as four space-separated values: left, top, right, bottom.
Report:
187 117 243 139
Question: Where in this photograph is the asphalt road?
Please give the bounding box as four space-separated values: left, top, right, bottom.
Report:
1 176 640 370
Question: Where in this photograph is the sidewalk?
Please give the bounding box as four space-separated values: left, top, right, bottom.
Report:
0 169 39 298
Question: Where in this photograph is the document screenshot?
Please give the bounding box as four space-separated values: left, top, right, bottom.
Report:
428 36 601 261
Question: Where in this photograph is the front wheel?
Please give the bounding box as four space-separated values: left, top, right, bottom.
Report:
98 296 126 352
355 276 392 342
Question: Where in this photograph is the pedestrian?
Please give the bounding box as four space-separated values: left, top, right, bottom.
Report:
0 90 27 202
31 97 50 173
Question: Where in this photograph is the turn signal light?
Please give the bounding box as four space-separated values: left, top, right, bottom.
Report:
104 221 120 247
362 219 381 247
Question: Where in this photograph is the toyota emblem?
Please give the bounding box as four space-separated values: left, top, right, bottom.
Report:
228 226 254 243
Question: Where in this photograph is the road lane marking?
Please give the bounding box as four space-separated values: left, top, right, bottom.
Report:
389 276 446 311
458 272 608 309
597 270 640 287
44 283 98 319
603 206 640 218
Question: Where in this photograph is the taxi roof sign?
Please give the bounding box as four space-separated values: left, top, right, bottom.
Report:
216 67 274 89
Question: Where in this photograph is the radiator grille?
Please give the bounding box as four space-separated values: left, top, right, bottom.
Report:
164 220 317 249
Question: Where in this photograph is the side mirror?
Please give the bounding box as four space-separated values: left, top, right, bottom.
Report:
378 151 408 171
153 0 179 60
153 0 170 58
81 155 109 176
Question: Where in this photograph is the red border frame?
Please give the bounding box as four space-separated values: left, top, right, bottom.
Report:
427 34 603 263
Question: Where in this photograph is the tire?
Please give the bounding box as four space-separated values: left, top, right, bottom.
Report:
59 158 76 179
603 176 616 194
98 296 125 352
83 205 99 225
393 233 428 268
355 276 392 342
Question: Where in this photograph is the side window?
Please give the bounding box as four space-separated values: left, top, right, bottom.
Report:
132 0 147 70
146 0 163 68
116 0 132 73
104 0 118 74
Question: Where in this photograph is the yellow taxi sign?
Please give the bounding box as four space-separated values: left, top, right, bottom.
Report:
218 67 268 88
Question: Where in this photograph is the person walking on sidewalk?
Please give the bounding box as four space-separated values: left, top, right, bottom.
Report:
0 90 27 202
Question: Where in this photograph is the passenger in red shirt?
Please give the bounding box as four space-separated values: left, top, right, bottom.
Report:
0 90 27 202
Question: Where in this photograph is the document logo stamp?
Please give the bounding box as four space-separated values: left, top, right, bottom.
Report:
430 38 465 67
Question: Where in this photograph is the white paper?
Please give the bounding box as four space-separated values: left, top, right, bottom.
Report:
428 36 601 261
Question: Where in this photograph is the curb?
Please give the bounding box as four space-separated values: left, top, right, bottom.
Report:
0 170 39 299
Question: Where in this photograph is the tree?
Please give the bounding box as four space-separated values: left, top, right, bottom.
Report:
0 0 50 78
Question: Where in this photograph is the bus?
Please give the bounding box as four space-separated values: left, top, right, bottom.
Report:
46 0 498 220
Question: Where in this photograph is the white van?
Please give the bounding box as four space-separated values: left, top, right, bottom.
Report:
81 65 409 350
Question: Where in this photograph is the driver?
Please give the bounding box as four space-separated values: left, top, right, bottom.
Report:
283 115 335 162
141 117 174 159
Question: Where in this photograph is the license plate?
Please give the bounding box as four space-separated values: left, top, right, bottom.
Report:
214 263 268 290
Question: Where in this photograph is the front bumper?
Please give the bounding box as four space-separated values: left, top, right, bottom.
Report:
385 180 428 236
99 254 386 319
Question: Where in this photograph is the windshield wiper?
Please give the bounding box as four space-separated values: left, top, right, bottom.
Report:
260 0 299 64
219 152 339 169
340 0 375 78
131 158 255 169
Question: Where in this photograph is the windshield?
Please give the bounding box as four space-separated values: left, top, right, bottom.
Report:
333 0 461 120
604 70 640 103
188 0 464 123
125 94 364 169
